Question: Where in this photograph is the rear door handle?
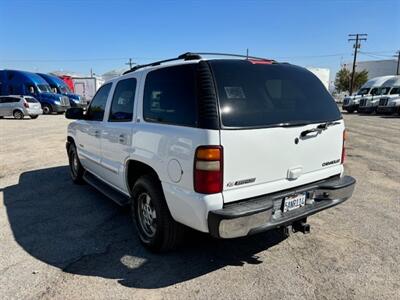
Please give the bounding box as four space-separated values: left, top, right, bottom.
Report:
94 130 101 138
118 134 127 143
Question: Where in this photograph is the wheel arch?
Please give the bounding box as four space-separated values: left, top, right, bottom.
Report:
13 108 24 115
125 159 160 195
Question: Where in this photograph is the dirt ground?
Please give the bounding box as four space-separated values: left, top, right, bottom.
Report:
0 112 399 300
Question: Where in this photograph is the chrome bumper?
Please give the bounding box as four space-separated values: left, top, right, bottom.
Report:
208 176 356 239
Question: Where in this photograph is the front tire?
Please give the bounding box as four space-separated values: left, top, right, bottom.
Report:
13 110 24 120
68 143 85 184
131 175 184 252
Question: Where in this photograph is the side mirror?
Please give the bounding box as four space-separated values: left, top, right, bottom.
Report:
65 107 84 120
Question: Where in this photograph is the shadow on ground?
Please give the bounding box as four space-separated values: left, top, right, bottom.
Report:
3 166 285 288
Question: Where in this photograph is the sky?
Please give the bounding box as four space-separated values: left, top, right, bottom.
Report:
0 0 399 82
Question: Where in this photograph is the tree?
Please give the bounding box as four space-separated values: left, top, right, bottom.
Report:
335 67 368 94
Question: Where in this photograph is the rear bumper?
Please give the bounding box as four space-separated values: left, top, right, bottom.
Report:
376 106 398 114
208 175 356 238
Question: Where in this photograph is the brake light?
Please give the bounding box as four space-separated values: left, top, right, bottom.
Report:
341 130 346 164
194 146 223 194
248 59 273 65
23 100 29 108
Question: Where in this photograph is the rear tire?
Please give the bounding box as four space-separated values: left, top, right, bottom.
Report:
347 109 354 114
131 175 184 252
42 104 52 115
68 143 85 184
30 115 39 119
13 110 24 120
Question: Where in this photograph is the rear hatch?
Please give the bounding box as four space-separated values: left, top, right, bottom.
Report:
209 60 344 203
25 97 42 110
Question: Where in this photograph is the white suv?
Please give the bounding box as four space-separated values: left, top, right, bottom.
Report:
66 53 356 252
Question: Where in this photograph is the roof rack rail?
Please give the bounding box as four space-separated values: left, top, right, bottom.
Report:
122 52 275 75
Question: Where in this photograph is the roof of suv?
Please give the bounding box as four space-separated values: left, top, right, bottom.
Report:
122 52 277 75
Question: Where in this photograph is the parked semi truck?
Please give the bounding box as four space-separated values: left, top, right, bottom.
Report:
342 75 396 113
37 73 87 108
0 70 70 114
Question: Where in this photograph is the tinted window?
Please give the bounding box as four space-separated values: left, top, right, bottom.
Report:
1 97 19 103
86 83 112 121
390 87 400 95
370 88 379 96
25 97 38 103
109 78 136 122
143 64 197 127
209 60 341 128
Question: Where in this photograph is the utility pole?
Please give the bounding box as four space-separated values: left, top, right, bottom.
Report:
125 58 134 69
246 48 249 59
348 33 367 95
394 51 400 75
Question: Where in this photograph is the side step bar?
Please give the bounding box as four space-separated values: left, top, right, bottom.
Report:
83 171 130 206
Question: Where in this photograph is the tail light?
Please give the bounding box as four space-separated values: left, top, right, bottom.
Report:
341 130 346 164
194 146 223 194
23 100 29 108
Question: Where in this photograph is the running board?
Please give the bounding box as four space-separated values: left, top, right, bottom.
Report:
83 171 130 206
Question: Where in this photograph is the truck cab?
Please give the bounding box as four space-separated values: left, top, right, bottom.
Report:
0 70 70 114
376 77 400 115
358 76 399 114
342 75 396 113
37 73 87 109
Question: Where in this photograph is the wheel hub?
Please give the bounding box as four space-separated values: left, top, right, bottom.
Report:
138 193 157 237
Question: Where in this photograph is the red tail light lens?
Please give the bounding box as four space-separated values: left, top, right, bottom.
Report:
194 146 223 194
341 130 346 164
23 100 29 108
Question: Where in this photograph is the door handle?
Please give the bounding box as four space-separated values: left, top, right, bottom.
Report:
94 130 101 138
118 134 127 143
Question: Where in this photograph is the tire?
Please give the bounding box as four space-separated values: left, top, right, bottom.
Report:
13 110 24 120
68 143 85 184
347 109 354 114
131 175 184 252
30 115 39 119
42 104 52 115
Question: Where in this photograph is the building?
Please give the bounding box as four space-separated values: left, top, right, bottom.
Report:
306 67 330 90
344 59 398 79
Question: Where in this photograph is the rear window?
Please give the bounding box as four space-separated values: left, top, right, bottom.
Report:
209 60 341 128
25 97 38 103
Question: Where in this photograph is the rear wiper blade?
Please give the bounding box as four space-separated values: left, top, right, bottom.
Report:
316 121 341 130
279 121 312 127
301 121 341 137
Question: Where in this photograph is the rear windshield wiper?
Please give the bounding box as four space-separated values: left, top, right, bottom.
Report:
301 121 341 137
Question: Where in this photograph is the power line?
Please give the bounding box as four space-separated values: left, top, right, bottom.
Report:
348 33 367 95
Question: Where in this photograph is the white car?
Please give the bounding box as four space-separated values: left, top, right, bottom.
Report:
0 95 43 119
66 52 356 252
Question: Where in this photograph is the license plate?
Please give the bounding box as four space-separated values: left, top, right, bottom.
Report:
283 193 306 212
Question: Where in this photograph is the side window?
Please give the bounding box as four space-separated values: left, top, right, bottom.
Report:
108 78 137 122
8 97 19 103
85 83 112 121
143 64 197 127
390 87 400 95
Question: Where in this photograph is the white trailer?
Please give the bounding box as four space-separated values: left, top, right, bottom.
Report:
306 67 330 91
72 77 104 102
